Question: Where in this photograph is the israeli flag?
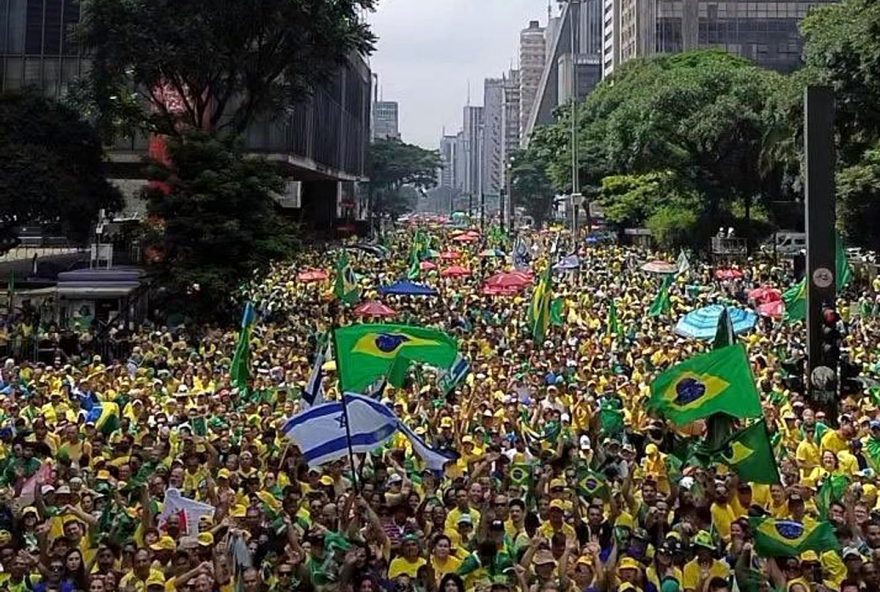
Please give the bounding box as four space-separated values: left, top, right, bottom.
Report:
302 349 325 408
513 237 530 271
397 420 458 473
282 393 399 467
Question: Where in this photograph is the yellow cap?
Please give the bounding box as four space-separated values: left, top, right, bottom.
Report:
149 536 177 552
197 532 214 547
617 557 642 572
549 499 565 511
146 574 166 588
615 512 634 530
319 475 334 486
217 468 231 479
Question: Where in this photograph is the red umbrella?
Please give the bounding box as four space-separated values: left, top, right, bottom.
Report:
453 233 479 243
441 265 471 277
757 300 784 319
353 301 397 318
419 260 437 271
483 272 530 292
482 285 521 296
440 251 462 260
714 268 744 280
297 269 328 282
748 286 782 303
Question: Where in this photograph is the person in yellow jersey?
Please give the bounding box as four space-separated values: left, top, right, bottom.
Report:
538 500 576 542
682 531 730 592
388 534 427 579
821 416 855 456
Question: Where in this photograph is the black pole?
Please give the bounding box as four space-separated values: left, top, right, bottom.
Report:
480 192 485 231
500 189 506 233
331 325 361 493
804 86 838 422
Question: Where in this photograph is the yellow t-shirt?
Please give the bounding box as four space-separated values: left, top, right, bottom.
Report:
709 503 736 541
820 430 847 455
537 521 577 542
388 556 427 579
796 440 820 477
431 555 462 579
682 558 730 592
445 508 481 532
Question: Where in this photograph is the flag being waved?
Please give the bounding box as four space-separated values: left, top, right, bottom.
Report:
606 300 622 338
648 343 762 426
230 302 256 391
334 324 459 393
783 233 851 322
649 275 674 318
528 263 553 343
709 420 780 484
749 517 839 557
334 250 360 305
713 306 737 349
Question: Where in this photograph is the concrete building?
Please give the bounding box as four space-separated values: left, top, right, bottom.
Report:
454 130 467 193
462 106 484 201
438 134 459 189
501 70 521 174
482 78 504 200
0 0 373 230
372 100 400 140
519 20 546 144
603 0 841 77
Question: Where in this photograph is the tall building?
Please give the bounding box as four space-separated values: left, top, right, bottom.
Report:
482 78 504 200
454 130 467 193
438 134 460 189
501 70 521 170
372 101 400 140
462 106 484 199
519 20 546 144
603 0 841 77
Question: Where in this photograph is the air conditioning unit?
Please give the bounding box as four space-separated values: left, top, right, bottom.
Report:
271 181 302 209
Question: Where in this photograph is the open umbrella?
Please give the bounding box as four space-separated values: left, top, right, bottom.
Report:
483 272 531 293
641 260 678 274
297 269 328 282
378 280 439 296
453 231 480 243
419 260 437 271
482 285 521 296
353 301 396 318
674 305 758 340
756 300 784 319
479 248 506 258
439 251 461 260
748 286 782 304
714 268 744 280
441 265 471 277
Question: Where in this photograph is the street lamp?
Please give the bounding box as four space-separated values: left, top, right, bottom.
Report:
568 0 580 241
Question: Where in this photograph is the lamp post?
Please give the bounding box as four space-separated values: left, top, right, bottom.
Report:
569 0 581 241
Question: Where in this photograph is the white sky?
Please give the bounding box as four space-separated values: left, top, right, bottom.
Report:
368 0 551 149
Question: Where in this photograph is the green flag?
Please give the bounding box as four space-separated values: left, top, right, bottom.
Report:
386 355 412 388
713 307 736 349
406 247 420 280
648 343 762 426
782 279 806 322
550 298 565 327
816 474 849 520
865 436 880 473
710 420 780 484
528 263 553 343
510 463 533 489
599 398 624 437
607 300 622 337
749 517 839 557
334 250 360 305
576 467 609 500
334 324 459 393
230 302 256 391
836 232 852 290
648 275 673 318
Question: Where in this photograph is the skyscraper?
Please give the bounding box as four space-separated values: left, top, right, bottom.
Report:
462 106 484 200
502 70 521 168
482 78 504 200
519 20 546 145
372 101 400 140
603 0 841 77
438 134 460 189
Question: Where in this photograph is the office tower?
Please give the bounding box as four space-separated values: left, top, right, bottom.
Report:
439 134 459 189
462 106 484 199
372 101 400 140
482 78 504 199
501 70 521 168
519 20 546 144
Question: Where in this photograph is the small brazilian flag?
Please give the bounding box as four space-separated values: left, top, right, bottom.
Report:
334 324 459 393
709 419 780 484
230 302 256 391
749 517 839 557
648 275 673 318
334 250 360 305
782 279 806 323
648 343 762 426
510 464 533 489
576 467 609 500
528 263 553 343
816 474 849 520
606 299 622 337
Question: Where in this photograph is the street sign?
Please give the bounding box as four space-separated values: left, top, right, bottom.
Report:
812 267 833 288
570 193 584 206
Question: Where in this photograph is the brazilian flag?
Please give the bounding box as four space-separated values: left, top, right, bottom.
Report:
709 419 780 484
816 474 849 520
648 343 762 426
782 279 806 323
334 324 459 392
576 467 609 500
510 464 533 489
749 517 839 557
550 298 565 327
230 302 256 391
528 263 553 343
713 307 737 349
648 275 673 318
606 299 622 338
83 402 120 435
333 250 360 305
865 436 880 473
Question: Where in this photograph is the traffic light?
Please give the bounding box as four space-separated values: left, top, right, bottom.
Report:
820 304 842 366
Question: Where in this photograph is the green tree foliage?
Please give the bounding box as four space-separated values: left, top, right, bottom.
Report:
509 145 557 228
368 138 441 220
838 143 880 252
78 0 376 137
144 133 299 320
0 92 121 254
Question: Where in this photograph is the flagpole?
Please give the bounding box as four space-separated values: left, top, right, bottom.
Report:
331 323 361 494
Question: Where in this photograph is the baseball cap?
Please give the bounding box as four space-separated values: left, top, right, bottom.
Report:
693 531 715 550
617 557 642 572
549 499 565 511
457 514 473 526
197 532 214 547
149 536 177 552
146 574 166 589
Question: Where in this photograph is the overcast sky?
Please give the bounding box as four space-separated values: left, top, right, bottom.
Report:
368 0 550 149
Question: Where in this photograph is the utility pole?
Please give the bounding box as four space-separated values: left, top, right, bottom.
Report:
569 0 581 242
804 86 839 423
500 188 506 233
480 192 486 231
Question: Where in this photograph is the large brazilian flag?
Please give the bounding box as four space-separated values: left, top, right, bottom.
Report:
334 324 459 393
648 343 762 426
710 419 780 484
528 263 553 343
749 517 839 557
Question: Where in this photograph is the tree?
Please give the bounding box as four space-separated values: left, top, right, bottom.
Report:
0 92 122 254
78 0 376 137
143 132 299 320
837 143 880 252
367 138 441 220
509 146 557 228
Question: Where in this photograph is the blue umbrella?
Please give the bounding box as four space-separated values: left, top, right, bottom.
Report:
378 280 438 297
674 305 757 340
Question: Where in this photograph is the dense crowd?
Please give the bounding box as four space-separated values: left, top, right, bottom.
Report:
0 224 878 592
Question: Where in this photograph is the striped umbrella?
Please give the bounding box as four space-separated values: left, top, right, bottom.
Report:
674 305 758 340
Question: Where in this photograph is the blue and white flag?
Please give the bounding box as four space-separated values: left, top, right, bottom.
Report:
396 420 458 473
302 349 325 408
439 354 470 394
513 237 530 271
553 254 580 271
282 393 399 467
282 393 457 471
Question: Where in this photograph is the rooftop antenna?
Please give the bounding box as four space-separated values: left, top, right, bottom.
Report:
548 0 552 21
467 80 471 107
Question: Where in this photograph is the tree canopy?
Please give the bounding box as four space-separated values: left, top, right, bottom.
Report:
78 0 376 137
0 92 122 254
367 138 441 220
